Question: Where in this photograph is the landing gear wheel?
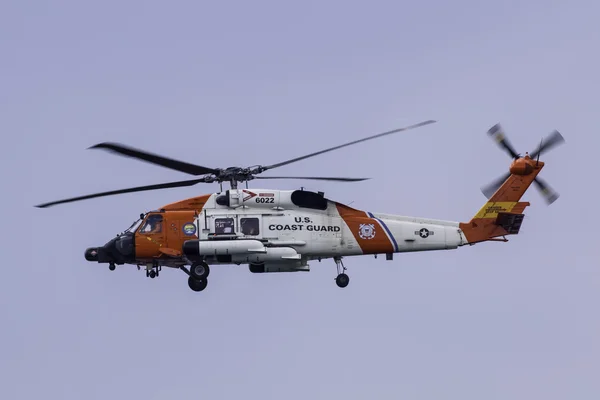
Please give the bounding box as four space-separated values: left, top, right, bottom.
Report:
109 263 115 271
333 256 349 288
336 273 350 288
188 276 208 292
190 262 210 280
149 270 156 279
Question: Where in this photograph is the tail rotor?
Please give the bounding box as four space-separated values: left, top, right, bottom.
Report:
481 123 565 205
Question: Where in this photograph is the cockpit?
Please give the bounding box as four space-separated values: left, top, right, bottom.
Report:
139 214 163 234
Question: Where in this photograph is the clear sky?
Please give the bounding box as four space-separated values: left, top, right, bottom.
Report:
2 0 599 399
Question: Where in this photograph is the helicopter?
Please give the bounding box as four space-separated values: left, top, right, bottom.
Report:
35 121 565 292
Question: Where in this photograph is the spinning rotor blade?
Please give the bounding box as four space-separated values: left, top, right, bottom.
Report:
481 171 511 199
487 123 520 159
481 173 560 205
533 177 559 205
34 178 208 208
89 142 218 176
260 120 437 171
480 123 565 206
254 176 369 182
529 130 565 160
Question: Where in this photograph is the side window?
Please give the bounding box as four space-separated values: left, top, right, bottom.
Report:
241 218 260 236
215 218 234 235
139 214 163 234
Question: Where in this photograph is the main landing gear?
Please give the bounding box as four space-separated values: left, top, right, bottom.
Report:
334 256 349 288
185 261 210 292
190 261 210 280
188 276 208 292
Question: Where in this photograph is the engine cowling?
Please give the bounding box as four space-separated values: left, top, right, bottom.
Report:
214 189 328 210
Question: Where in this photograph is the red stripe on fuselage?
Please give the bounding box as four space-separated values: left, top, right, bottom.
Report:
335 203 394 254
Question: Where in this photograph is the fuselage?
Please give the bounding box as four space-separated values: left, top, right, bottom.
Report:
85 188 470 271
180 188 468 270
84 187 476 273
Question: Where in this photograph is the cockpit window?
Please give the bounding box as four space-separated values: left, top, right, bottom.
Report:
139 214 163 234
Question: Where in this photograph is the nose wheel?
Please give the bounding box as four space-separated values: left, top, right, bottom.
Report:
334 257 349 288
145 265 161 279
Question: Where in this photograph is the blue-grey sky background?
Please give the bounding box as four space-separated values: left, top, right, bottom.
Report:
2 0 599 398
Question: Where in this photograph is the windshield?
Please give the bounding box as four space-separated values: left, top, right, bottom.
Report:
139 214 163 234
124 218 142 233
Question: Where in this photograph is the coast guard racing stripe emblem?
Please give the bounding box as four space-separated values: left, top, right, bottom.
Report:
358 223 376 239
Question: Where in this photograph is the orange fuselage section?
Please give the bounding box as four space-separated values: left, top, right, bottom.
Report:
134 195 211 262
85 195 211 266
134 210 199 260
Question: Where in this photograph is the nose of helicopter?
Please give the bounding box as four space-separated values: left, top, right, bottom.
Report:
84 232 136 264
85 247 99 261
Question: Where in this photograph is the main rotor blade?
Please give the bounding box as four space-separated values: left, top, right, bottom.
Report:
89 142 218 176
255 176 369 182
481 171 511 199
487 123 520 159
34 178 207 208
529 130 565 160
533 177 559 205
260 120 437 171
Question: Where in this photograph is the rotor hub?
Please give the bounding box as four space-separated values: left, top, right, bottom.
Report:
509 157 539 176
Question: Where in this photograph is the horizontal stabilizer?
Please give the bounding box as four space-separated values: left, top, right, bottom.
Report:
460 201 530 244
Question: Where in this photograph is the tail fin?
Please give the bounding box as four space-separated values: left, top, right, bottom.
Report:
459 157 543 244
459 123 565 244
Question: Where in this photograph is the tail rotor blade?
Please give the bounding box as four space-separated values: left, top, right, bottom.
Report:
529 130 565 160
487 123 520 159
533 177 560 205
481 171 511 199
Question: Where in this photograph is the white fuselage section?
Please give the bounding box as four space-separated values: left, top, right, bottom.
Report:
182 188 468 271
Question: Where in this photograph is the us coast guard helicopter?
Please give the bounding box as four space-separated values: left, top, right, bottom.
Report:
35 121 565 293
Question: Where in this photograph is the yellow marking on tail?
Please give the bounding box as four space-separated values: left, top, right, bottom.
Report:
473 201 518 219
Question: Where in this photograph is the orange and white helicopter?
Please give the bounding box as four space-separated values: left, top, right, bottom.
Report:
36 121 565 292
